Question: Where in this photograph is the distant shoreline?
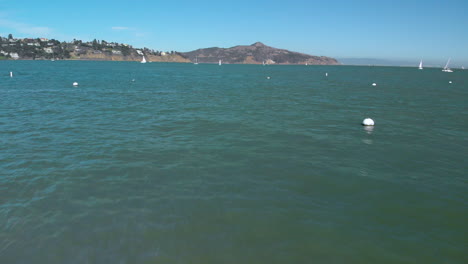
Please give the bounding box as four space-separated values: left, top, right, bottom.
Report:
1 36 339 65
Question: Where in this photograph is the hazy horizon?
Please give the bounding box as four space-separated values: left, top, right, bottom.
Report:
1 0 467 64
337 57 466 68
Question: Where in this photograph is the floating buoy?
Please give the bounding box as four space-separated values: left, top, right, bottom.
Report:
325 72 328 77
266 76 270 79
362 118 375 126
449 81 452 84
372 83 377 86
10 71 13 78
73 82 79 86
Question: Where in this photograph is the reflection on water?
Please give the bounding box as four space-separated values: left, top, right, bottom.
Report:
360 168 369 177
362 126 374 144
363 125 374 134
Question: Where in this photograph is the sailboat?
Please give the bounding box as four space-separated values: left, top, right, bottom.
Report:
442 58 453 72
219 59 222 66
418 60 423 70
194 56 198 65
141 56 147 64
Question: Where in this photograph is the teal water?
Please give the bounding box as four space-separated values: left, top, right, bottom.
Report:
1 61 467 263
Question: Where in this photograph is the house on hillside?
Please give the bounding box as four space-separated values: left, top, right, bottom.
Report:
10 53 19 59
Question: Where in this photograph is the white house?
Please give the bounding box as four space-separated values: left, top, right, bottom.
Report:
44 47 53 54
10 53 19 59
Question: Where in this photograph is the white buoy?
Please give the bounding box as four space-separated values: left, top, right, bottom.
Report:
266 76 270 79
73 82 79 86
449 81 452 84
372 83 377 86
325 72 328 77
10 71 13 78
362 118 375 126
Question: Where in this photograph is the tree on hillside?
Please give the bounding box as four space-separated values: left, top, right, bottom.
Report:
50 39 61 45
8 34 13 39
121 45 130 56
92 39 101 50
63 49 71 59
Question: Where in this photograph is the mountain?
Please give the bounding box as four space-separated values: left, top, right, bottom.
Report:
1 36 338 65
181 42 339 65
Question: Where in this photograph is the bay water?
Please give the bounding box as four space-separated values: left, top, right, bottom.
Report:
1 61 467 263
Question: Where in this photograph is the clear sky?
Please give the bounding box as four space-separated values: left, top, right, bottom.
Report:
1 0 467 64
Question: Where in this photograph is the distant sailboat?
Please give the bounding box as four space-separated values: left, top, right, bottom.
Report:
194 56 198 65
141 56 147 64
442 58 453 72
262 60 265 66
418 60 423 70
219 59 222 66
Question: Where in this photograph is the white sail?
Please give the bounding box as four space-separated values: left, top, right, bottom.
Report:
141 56 147 63
219 59 222 66
442 58 453 72
418 60 423 70
194 56 198 64
444 58 450 69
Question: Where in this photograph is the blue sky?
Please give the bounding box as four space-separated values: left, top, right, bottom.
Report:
1 0 467 64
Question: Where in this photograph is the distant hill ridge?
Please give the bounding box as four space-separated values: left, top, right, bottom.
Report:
181 42 339 65
1 34 338 64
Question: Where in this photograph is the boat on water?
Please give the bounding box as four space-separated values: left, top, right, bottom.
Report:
219 59 222 66
418 60 423 70
194 56 198 65
141 56 147 64
442 58 453 72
